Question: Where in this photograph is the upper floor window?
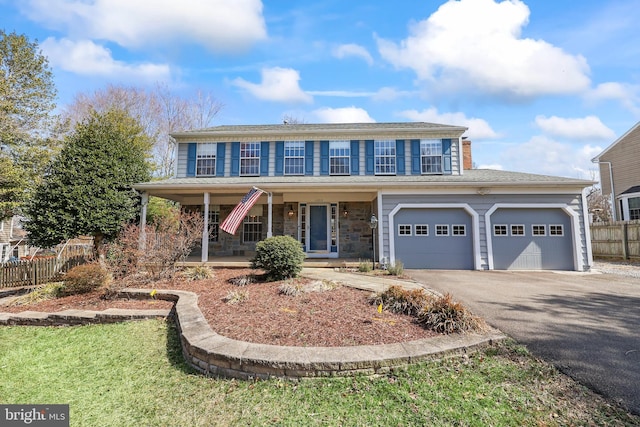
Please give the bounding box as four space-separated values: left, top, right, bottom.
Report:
329 141 350 175
375 140 396 175
240 142 260 176
196 143 216 176
421 139 442 174
285 141 304 175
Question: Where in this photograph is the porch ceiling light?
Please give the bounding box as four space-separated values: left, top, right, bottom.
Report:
369 214 378 229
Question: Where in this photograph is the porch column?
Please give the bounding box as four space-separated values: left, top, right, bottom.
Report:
138 192 149 251
201 192 210 263
267 192 273 237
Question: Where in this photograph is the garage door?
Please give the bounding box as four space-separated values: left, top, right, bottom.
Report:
393 208 474 269
490 208 574 270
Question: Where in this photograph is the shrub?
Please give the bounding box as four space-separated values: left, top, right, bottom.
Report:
369 285 434 316
183 265 213 281
358 260 372 272
61 263 111 296
417 293 486 334
229 274 255 287
251 235 305 281
223 290 248 304
386 260 404 276
278 282 304 296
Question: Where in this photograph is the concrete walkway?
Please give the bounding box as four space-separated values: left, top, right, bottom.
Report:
406 269 640 416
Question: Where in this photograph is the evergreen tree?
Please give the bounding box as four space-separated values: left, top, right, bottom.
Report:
25 109 152 253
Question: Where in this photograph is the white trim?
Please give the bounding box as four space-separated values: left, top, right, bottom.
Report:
581 188 593 270
376 191 383 265
201 192 210 262
388 203 481 270
484 203 583 271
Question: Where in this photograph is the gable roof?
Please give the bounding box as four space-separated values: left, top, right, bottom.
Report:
172 122 467 139
592 121 640 161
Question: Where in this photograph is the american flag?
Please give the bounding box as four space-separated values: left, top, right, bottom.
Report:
220 187 265 235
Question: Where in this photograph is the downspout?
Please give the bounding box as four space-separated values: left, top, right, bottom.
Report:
593 160 616 221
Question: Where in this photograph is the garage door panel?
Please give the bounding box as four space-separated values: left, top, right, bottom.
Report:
491 209 573 270
394 208 473 269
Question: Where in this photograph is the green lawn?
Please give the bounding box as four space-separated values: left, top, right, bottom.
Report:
1 320 637 426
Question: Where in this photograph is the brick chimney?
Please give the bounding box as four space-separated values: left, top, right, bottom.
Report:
462 139 472 170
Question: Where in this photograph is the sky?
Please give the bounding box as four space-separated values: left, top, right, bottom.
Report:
2 0 639 180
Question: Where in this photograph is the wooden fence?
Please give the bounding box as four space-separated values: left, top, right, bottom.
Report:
0 255 88 288
590 221 640 260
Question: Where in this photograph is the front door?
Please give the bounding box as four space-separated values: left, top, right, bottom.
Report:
308 204 329 254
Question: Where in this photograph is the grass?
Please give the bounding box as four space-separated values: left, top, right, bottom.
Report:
1 320 638 426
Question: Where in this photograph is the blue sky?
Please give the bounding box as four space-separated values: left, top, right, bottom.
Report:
2 0 639 180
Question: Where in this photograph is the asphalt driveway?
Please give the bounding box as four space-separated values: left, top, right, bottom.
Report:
406 269 640 415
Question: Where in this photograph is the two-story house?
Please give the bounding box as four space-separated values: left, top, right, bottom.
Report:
592 121 640 221
134 122 593 271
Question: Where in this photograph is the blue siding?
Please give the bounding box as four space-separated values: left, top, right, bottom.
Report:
320 140 329 176
230 142 240 176
186 143 196 177
260 141 269 176
275 141 284 176
365 140 374 175
350 140 360 175
396 139 405 175
442 139 452 174
305 141 314 175
216 143 226 177
410 139 421 174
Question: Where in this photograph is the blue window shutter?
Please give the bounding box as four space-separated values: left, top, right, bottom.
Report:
275 141 284 176
305 141 314 175
230 142 240 176
350 140 360 175
260 141 269 175
186 143 197 177
320 140 329 175
411 139 421 174
442 139 452 174
396 139 405 175
365 140 374 175
216 143 225 177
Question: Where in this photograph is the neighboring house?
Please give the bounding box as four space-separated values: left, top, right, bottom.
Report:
134 122 593 271
592 121 640 221
0 216 32 262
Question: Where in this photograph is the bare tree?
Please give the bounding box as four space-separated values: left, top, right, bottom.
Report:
587 186 612 223
61 83 223 177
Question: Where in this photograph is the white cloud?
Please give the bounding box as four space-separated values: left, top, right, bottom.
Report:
398 107 498 139
332 44 374 65
232 67 313 103
312 107 375 123
22 0 266 52
499 136 601 178
535 115 615 140
41 37 170 81
376 0 590 98
585 82 640 115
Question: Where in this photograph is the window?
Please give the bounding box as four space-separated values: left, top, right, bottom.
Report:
196 143 216 176
398 224 412 236
549 225 564 236
630 197 640 220
532 225 546 236
240 142 260 176
285 141 304 175
494 224 507 236
375 140 396 175
452 225 466 236
329 141 350 175
415 224 429 236
243 215 262 242
511 225 525 236
208 210 219 242
436 224 449 236
420 139 442 174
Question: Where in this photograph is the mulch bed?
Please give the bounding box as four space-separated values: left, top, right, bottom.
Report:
2 268 438 347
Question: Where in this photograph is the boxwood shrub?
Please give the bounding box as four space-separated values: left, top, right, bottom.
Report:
251 235 305 281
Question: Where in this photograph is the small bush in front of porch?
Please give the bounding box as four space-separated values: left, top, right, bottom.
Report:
386 260 404 276
358 259 372 272
251 235 305 281
182 265 214 281
60 263 112 296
